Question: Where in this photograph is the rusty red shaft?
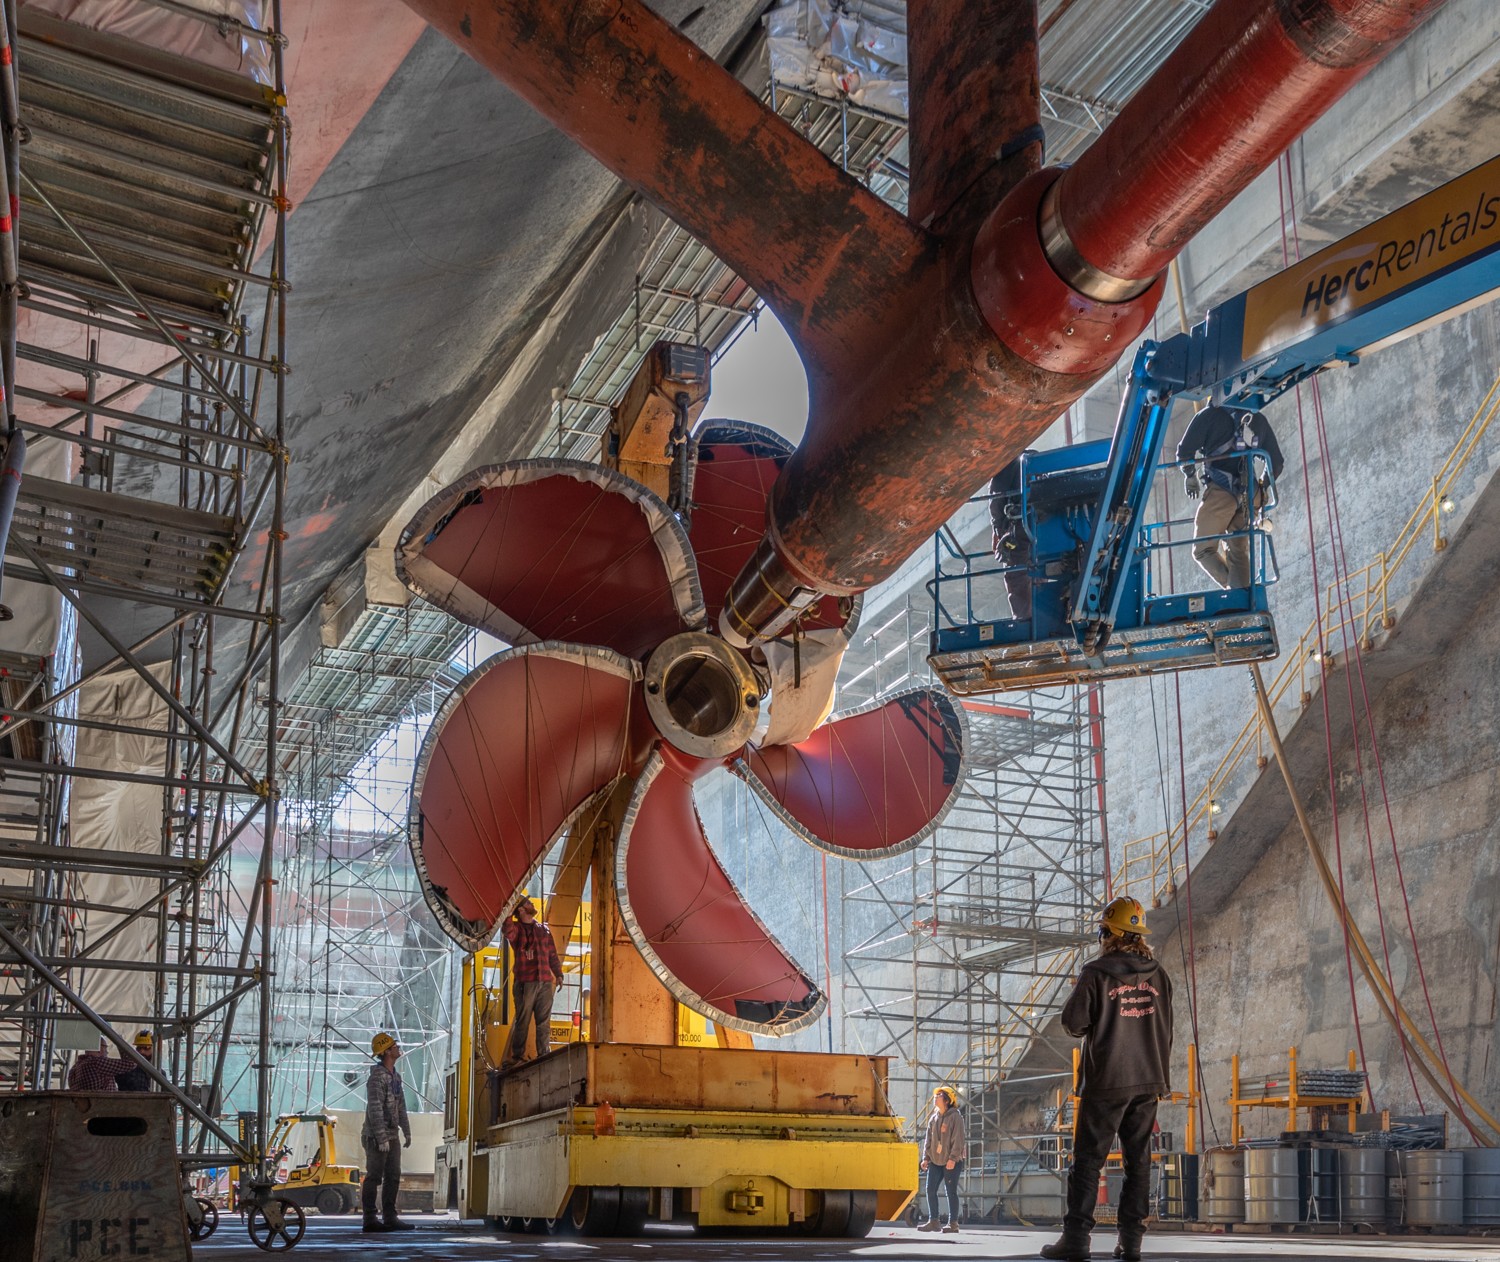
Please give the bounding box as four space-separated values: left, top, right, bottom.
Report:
396 0 931 391
1044 0 1444 297
401 0 1445 643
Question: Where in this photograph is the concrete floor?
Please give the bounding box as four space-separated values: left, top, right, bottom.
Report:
193 1213 1500 1260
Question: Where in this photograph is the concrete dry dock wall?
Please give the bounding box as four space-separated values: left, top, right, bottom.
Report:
1148 515 1500 1140
1071 0 1500 1138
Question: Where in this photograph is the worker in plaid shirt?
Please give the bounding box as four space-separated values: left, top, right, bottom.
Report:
501 897 563 1068
67 1037 138 1091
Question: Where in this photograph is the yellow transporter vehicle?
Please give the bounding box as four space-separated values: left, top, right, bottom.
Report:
436 937 917 1237
266 1113 362 1215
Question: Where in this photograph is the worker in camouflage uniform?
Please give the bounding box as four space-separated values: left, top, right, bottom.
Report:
362 1031 414 1233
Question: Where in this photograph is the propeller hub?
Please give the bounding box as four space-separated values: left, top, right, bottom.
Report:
643 632 768 760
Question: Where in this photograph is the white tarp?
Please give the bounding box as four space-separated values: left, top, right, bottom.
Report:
69 661 172 1037
759 626 852 747
0 431 81 855
766 0 909 118
22 0 273 82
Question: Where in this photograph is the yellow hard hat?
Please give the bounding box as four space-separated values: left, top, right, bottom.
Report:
371 1031 397 1057
1100 896 1150 936
933 1086 957 1105
133 1030 154 1050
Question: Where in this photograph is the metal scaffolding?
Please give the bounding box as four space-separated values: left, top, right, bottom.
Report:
0 0 288 1171
268 602 471 1120
837 592 1105 1222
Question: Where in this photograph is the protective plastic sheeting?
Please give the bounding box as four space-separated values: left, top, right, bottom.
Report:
737 686 966 858
27 0 273 81
410 642 643 952
617 749 824 1036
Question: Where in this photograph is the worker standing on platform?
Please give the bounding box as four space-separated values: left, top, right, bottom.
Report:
1041 898 1174 1262
501 897 563 1069
917 1085 965 1233
115 1029 156 1091
988 454 1036 621
362 1031 414 1233
1176 404 1284 589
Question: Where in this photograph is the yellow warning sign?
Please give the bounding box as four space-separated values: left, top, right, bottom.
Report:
1240 155 1500 363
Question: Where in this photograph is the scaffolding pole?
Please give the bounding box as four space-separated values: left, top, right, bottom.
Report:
0 4 288 1189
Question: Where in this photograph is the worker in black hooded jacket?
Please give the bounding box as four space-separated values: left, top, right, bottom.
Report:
1041 897 1174 1262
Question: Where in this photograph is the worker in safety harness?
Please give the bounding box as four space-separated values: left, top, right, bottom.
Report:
988 452 1037 621
1041 898 1174 1262
1174 404 1284 589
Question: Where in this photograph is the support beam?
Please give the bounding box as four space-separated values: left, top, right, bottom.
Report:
398 0 929 385
907 0 1039 231
1048 0 1448 297
588 783 675 1047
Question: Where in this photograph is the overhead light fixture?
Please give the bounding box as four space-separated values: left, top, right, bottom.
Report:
1209 799 1223 816
1440 494 1456 514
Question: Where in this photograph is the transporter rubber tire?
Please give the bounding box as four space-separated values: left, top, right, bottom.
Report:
615 1186 649 1236
846 1189 878 1238
314 1186 347 1216
563 1186 621 1236
800 1189 864 1237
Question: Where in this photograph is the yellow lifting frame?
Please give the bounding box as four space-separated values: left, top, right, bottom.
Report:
1229 1046 1360 1145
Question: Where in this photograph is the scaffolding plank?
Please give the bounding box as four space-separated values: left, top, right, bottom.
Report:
8 475 236 598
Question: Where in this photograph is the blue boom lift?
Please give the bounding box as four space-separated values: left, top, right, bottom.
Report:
929 152 1500 696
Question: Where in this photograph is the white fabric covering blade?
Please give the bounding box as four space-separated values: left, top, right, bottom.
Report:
758 626 852 748
765 0 909 118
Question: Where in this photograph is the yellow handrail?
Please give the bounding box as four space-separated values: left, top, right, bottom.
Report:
1118 371 1500 907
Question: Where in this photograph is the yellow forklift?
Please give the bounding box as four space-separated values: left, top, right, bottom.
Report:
434 806 918 1237
266 1112 362 1216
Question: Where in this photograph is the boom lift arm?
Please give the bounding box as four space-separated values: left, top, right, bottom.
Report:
932 152 1500 695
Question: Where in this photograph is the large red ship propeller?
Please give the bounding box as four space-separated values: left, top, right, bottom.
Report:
398 423 965 1035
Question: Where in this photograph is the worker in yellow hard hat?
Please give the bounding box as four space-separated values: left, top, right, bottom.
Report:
115 1029 155 1092
917 1085 965 1233
361 1031 413 1233
1040 898 1173 1262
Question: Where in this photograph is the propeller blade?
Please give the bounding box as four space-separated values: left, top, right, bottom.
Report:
397 460 705 660
689 422 854 633
412 642 644 951
617 748 825 1036
736 686 967 858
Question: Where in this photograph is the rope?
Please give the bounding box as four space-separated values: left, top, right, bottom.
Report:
1171 675 1210 1147
1306 370 1426 1112
1278 149 1480 1135
1276 153 1377 1113
1147 670 1218 1146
